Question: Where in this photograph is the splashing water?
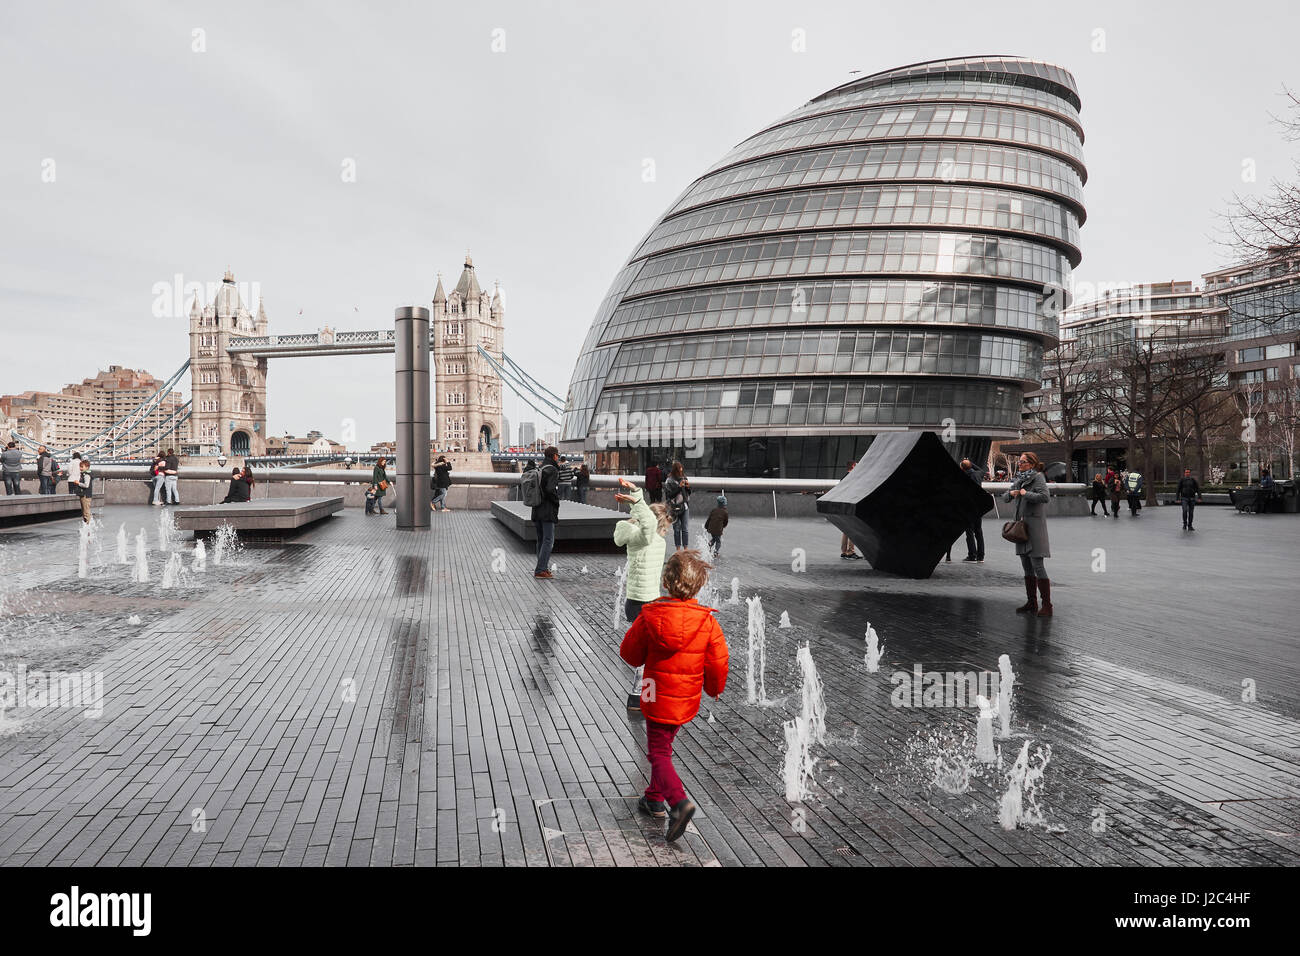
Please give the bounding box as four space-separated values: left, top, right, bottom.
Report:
996 654 1015 739
864 623 884 673
116 524 129 564
697 574 719 609
744 595 768 704
612 561 628 630
212 524 240 565
782 715 816 802
726 577 740 604
157 509 181 553
932 751 972 795
192 540 206 573
998 741 1052 830
77 521 93 579
133 530 149 584
778 610 791 629
161 552 184 589
796 642 826 745
975 694 997 764
127 614 142 625
781 642 829 802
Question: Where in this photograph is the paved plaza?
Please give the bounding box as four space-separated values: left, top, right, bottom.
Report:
0 500 1296 867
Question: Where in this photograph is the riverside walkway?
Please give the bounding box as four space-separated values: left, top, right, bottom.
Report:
0 502 1295 866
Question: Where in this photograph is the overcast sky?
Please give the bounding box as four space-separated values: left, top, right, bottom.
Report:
2 0 1297 448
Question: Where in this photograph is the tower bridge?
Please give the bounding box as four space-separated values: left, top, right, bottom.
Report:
9 256 563 461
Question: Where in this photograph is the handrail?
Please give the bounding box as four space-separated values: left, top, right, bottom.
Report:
32 464 1088 495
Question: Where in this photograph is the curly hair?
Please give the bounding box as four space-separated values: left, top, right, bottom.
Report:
661 549 713 599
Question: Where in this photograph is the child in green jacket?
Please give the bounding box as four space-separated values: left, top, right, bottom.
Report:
614 475 671 712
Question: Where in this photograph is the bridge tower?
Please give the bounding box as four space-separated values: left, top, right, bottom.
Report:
188 270 269 459
432 255 504 452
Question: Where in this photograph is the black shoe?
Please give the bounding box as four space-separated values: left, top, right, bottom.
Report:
637 795 667 819
840 553 852 560
962 555 978 562
847 553 862 560
625 693 642 712
665 798 696 842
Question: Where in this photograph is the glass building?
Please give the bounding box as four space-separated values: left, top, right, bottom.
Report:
563 56 1086 477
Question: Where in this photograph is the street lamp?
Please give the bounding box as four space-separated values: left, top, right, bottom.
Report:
217 453 228 468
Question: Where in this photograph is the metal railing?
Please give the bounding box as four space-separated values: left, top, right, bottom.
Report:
36 464 1086 495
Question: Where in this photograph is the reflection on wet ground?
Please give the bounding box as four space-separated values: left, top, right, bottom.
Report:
0 503 1294 865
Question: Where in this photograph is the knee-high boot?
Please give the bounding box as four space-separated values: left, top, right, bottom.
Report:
1015 576 1038 613
1036 579 1053 617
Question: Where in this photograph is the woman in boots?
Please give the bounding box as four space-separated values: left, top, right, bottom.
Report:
1005 451 1053 617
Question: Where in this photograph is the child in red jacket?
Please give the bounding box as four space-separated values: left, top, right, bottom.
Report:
619 549 729 842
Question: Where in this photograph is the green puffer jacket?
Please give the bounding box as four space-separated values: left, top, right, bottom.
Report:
613 488 666 603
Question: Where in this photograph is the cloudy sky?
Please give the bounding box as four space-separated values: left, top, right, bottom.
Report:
2 0 1296 448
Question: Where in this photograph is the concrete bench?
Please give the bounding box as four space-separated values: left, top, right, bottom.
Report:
490 500 626 549
174 496 344 537
0 492 105 525
1158 492 1232 506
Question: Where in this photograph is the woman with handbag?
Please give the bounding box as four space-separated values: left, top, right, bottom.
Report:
1003 451 1053 617
372 457 391 515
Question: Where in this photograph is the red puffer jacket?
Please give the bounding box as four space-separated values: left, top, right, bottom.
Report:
619 597 729 725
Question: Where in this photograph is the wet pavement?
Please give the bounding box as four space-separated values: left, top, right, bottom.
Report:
0 501 1295 866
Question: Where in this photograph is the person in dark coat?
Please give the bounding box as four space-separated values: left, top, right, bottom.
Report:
431 455 453 512
1004 451 1053 616
576 464 591 504
1089 474 1109 516
645 463 663 504
959 458 985 561
1176 468 1201 530
704 495 729 559
221 468 251 503
1106 467 1123 519
372 457 390 515
531 447 561 578
36 446 56 495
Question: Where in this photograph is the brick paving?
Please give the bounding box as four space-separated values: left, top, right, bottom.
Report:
0 501 1296 866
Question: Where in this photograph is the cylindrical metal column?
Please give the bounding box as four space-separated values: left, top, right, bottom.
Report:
395 305 431 529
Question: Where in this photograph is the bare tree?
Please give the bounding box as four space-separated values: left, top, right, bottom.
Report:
1250 366 1300 478
1024 339 1097 479
1219 86 1300 329
1092 333 1221 502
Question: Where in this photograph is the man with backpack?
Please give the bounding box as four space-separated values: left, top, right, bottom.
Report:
522 446 561 578
36 446 57 495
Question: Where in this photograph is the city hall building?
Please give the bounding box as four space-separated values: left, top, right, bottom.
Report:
562 56 1085 477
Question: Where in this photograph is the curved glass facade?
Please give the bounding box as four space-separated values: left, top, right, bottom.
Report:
564 56 1085 477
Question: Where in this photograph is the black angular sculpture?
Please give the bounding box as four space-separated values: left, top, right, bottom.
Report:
817 431 993 579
